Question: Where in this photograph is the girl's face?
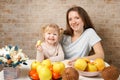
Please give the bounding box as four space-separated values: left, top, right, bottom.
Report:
44 28 59 45
68 11 84 32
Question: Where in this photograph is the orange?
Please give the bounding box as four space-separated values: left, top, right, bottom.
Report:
29 70 39 80
52 71 61 79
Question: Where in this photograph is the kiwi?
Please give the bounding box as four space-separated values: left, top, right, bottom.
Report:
62 67 79 80
101 65 119 80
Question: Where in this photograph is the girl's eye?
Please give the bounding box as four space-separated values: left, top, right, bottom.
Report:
47 33 51 34
53 34 57 35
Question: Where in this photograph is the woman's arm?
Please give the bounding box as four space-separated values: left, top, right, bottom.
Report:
68 41 105 65
85 41 105 60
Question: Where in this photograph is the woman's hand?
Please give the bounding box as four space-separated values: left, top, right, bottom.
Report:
68 59 77 66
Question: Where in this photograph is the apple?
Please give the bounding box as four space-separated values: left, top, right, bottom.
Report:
74 58 87 71
41 59 52 68
36 40 42 47
38 66 52 80
94 58 105 71
52 62 65 74
31 61 41 70
86 62 97 72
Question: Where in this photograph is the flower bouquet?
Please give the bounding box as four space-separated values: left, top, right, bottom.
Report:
0 45 29 79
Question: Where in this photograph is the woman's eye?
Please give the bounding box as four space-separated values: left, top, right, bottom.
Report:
68 18 72 21
75 17 80 19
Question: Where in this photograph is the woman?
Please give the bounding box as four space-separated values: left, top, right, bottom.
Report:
61 6 104 62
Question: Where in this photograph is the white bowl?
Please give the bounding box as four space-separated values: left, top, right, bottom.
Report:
78 70 100 77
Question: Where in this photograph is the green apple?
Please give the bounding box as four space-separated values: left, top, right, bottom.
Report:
74 58 87 71
31 61 41 70
86 62 97 72
52 62 65 74
38 66 52 80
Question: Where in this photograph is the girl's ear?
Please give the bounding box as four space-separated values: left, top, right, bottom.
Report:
60 28 64 36
39 25 46 42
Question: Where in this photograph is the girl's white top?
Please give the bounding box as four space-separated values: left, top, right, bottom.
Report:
36 42 64 62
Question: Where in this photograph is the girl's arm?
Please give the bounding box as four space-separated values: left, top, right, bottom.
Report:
36 50 44 62
36 45 44 62
49 44 64 62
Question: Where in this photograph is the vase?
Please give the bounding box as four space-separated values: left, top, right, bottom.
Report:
0 64 3 71
3 67 20 80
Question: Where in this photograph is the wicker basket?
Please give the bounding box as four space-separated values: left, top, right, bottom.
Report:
3 67 20 80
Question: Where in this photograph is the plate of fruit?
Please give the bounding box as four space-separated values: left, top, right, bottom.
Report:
78 70 100 77
73 58 106 77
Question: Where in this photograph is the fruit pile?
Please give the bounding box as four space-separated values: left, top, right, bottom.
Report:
29 59 65 80
74 58 105 72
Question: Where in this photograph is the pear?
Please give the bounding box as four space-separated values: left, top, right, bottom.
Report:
38 66 52 80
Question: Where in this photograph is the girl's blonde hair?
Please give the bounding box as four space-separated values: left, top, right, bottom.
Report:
40 23 64 41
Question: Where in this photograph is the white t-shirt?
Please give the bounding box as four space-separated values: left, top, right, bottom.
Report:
36 42 64 62
61 28 101 60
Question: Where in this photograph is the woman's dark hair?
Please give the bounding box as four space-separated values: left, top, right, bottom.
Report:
64 6 95 36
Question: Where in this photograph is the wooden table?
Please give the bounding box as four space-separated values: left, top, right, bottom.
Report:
0 60 119 80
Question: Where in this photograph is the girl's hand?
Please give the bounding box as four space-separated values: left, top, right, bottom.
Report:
37 46 43 52
36 40 42 48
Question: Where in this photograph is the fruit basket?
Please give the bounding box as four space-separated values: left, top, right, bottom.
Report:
73 58 106 77
78 70 100 77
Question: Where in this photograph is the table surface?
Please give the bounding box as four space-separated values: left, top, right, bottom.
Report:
0 60 120 80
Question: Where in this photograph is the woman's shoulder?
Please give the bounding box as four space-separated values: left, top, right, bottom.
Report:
63 34 70 37
60 34 71 43
63 34 71 40
84 28 96 34
85 28 95 32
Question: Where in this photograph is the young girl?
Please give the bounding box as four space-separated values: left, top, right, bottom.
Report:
36 23 64 62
